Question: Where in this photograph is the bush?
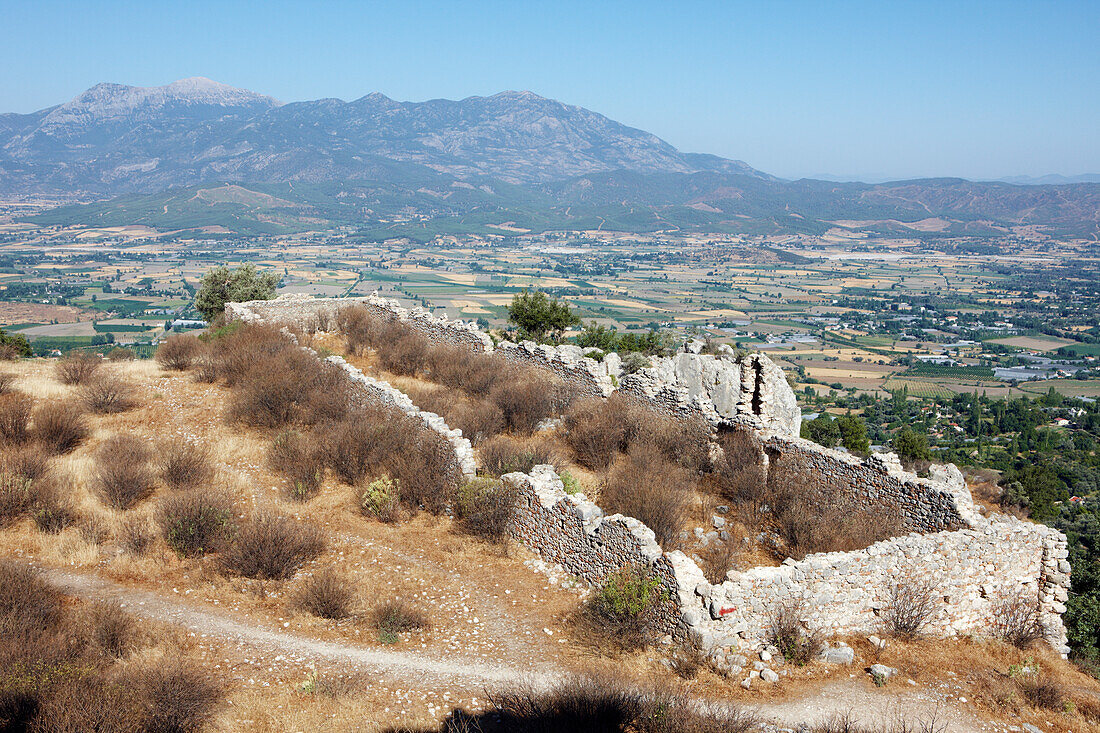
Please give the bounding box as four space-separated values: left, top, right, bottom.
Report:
466 675 757 733
159 489 236 557
93 435 155 510
106 346 135 361
87 600 135 658
55 352 100 385
600 446 691 547
480 435 558 477
385 433 459 515
32 401 88 454
488 369 567 433
29 474 77 534
456 478 517 543
336 305 384 355
992 593 1048 648
0 392 32 444
715 428 768 504
0 471 32 527
373 599 429 643
269 430 325 501
127 656 225 733
80 372 137 414
697 540 739 585
226 347 348 429
405 383 504 444
0 560 63 633
0 371 14 395
884 574 940 639
765 599 822 666
581 566 666 651
1016 676 1066 711
561 395 644 470
222 512 325 580
375 326 430 376
155 334 203 370
194 262 278 322
295 569 355 620
318 411 396 485
359 476 401 523
120 516 156 556
159 441 215 492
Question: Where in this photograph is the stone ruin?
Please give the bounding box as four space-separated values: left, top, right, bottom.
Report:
228 293 1071 664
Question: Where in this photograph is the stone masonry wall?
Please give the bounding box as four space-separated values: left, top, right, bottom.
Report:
227 294 801 434
762 434 980 533
233 295 1069 658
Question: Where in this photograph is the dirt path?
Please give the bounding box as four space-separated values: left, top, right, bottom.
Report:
44 567 558 690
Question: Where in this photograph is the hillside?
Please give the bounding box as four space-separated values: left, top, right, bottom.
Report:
4 79 1099 239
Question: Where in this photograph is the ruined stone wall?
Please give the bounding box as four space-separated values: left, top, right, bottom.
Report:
688 515 1069 661
762 435 980 533
227 294 801 435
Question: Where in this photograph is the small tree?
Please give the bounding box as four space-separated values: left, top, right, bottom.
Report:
800 414 840 448
837 414 870 454
507 290 580 343
194 263 278 322
893 427 931 462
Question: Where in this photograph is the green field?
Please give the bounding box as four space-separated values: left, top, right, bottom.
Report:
904 363 995 380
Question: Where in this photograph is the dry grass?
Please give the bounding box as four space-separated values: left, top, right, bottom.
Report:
373 599 430 642
0 391 33 445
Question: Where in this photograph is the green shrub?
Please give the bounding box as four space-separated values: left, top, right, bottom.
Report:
559 470 581 495
158 489 236 557
582 566 667 651
456 478 517 544
359 476 401 523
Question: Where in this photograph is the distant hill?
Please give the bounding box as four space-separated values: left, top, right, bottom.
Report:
4 79 1099 238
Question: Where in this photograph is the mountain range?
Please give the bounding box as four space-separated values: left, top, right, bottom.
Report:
3 78 1098 239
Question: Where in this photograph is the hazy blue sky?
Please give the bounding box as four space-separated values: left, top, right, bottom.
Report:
3 0 1097 180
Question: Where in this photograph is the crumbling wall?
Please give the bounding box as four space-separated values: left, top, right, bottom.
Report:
226 294 802 435
762 435 980 533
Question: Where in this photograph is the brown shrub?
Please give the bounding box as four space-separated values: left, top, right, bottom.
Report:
768 464 904 559
0 343 21 361
294 568 355 620
192 351 218 382
406 383 504 444
2 445 50 482
0 392 33 444
600 446 691 547
765 598 823 666
561 395 645 470
159 440 215 492
269 430 326 501
488 369 568 434
992 593 1048 648
55 352 101 385
1016 676 1066 711
456 478 518 544
479 434 559 477
337 305 385 355
87 600 135 658
29 474 78 534
210 322 291 386
119 516 156 556
714 428 768 504
80 372 137 414
127 657 225 733
0 371 14 394
373 599 429 642
883 574 940 639
697 540 740 585
222 511 325 580
106 346 135 361
385 431 460 515
226 347 347 429
156 334 203 370
0 560 64 633
158 488 236 557
93 434 155 510
373 323 430 376
426 346 506 396
317 410 397 485
32 401 89 454
0 471 32 527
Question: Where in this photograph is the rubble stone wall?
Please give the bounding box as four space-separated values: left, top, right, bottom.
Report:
762 435 980 533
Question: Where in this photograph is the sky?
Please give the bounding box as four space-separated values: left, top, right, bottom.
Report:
3 0 1098 181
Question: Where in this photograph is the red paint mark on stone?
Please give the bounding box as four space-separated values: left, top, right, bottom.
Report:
719 607 737 617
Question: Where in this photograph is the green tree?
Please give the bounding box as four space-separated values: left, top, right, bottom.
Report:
893 428 931 462
194 263 279 322
0 327 32 358
507 290 580 343
801 415 840 448
837 414 870 454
